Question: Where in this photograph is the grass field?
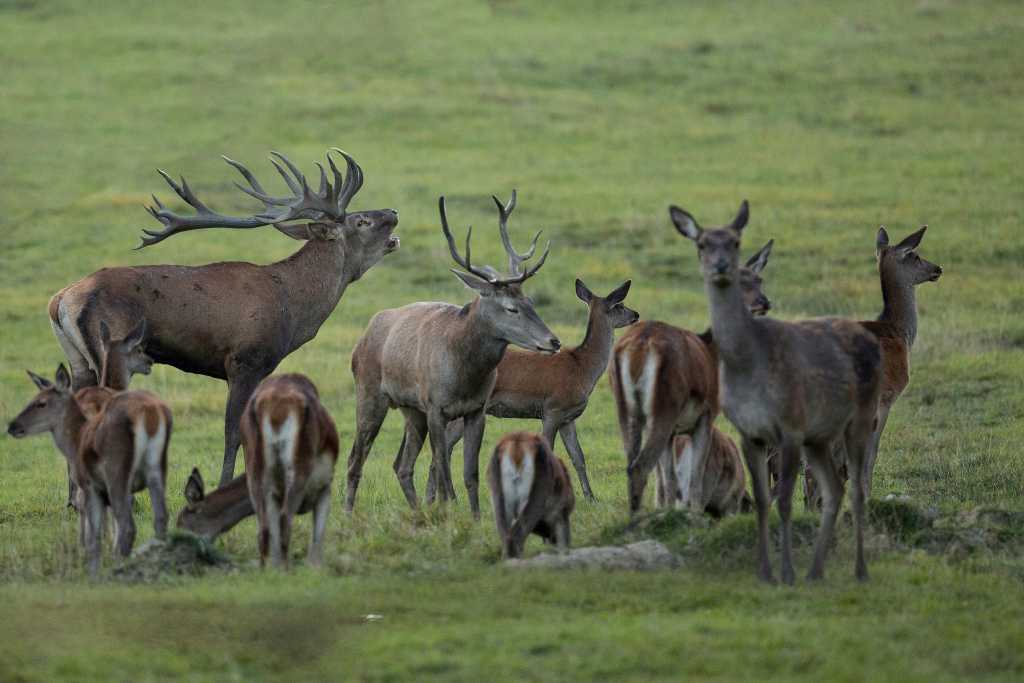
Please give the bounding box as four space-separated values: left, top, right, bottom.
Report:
2 0 1023 680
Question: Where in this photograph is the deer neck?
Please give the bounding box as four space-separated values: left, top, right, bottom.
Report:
201 476 253 538
705 278 757 367
51 400 87 464
99 358 127 391
267 239 356 348
878 267 918 347
453 299 512 380
572 306 615 391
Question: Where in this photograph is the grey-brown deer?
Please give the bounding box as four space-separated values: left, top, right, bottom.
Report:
672 200 882 583
445 269 638 501
487 431 575 558
7 365 172 576
241 374 339 568
609 240 772 515
346 192 559 518
49 149 398 487
804 225 942 508
177 469 253 541
670 427 749 517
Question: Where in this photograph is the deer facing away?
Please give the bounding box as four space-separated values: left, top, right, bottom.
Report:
609 240 772 515
346 192 558 518
49 149 398 487
240 374 339 568
7 364 172 576
670 427 749 517
487 431 576 558
445 277 638 501
672 200 882 583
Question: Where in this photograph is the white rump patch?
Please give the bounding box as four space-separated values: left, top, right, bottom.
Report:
262 412 299 492
619 352 635 412
134 413 166 482
500 446 534 523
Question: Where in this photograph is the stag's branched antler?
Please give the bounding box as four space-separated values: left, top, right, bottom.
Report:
138 149 364 249
438 191 550 286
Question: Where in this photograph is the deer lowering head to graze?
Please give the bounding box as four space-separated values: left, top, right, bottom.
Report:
609 239 772 515
804 225 942 509
673 200 882 583
671 427 748 517
445 275 638 501
240 374 339 568
7 365 172 576
347 191 558 518
49 149 398 487
176 468 253 541
487 432 575 558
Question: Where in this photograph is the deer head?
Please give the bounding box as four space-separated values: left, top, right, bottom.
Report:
670 201 774 314
440 191 560 353
574 279 639 327
138 148 400 275
7 366 74 438
99 319 153 390
876 226 942 286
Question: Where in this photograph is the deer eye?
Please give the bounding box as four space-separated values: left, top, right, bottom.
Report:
505 306 519 314
36 400 47 408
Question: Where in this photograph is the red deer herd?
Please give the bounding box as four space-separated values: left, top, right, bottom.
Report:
5 147 942 583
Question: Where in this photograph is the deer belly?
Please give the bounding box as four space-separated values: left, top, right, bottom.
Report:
500 453 534 523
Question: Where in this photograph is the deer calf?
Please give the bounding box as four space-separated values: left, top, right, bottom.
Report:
7 365 172 575
241 374 339 568
176 468 253 541
670 427 748 517
487 432 575 559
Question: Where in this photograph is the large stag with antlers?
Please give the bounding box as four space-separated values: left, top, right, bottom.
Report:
49 149 398 486
346 192 559 518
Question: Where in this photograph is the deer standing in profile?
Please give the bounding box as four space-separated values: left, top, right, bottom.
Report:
487 432 575 558
48 149 398 486
672 200 882 583
240 374 339 568
7 364 172 576
670 427 749 517
445 264 639 501
609 241 772 515
804 225 942 508
177 469 253 541
346 192 559 518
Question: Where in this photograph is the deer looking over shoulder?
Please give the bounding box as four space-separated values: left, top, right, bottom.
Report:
445 271 638 501
49 149 398 487
347 192 558 518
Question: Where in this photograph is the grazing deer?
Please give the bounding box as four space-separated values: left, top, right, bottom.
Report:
609 241 772 515
445 275 639 501
672 200 881 583
670 427 748 517
7 365 172 576
48 149 398 486
240 374 339 568
804 225 942 508
487 432 575 558
347 192 559 518
176 469 253 541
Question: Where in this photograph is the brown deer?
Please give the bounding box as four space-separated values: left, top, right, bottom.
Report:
609 241 772 515
346 192 559 518
176 469 253 541
7 365 172 576
240 374 339 568
670 427 748 517
48 149 398 486
487 432 575 558
444 274 639 501
804 225 942 508
672 200 882 583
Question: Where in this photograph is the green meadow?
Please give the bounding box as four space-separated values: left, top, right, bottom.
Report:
1 0 1022 680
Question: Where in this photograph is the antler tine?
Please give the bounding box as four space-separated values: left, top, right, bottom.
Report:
506 238 551 283
493 189 541 275
438 196 495 283
223 156 293 208
332 148 364 212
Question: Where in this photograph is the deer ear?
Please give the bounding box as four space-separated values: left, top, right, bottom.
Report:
273 223 313 241
27 369 52 391
99 320 112 349
451 269 496 296
54 364 72 393
895 225 927 253
876 226 890 254
307 222 343 241
728 200 750 234
606 279 631 304
669 206 702 241
745 239 774 274
124 319 146 348
184 467 205 503
575 278 593 304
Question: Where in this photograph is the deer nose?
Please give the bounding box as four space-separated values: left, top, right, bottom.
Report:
548 337 561 352
758 297 771 311
7 422 24 438
714 260 729 274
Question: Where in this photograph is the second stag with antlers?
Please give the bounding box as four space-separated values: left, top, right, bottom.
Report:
48 148 399 487
346 192 559 518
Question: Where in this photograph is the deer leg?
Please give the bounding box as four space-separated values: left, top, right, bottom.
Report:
805 442 844 581
110 491 136 559
344 397 388 513
394 408 428 509
83 488 104 578
462 408 487 520
862 404 891 501
687 413 713 513
845 418 873 582
741 437 774 583
308 487 331 567
626 419 674 515
146 469 168 541
426 411 456 507
558 422 595 502
264 490 284 569
426 418 463 505
775 439 802 586
555 512 571 552
65 460 80 511
220 371 267 486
